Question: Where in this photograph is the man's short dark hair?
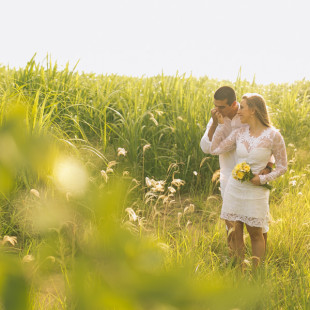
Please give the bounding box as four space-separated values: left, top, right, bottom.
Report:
214 86 236 106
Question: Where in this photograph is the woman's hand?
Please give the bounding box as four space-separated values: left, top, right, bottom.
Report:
250 175 261 186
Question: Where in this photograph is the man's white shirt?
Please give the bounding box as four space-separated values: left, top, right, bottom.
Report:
200 113 247 196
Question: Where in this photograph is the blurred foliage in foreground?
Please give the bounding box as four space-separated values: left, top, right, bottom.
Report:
0 110 264 310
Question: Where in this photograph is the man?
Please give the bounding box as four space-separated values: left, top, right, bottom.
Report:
200 86 247 195
200 86 272 253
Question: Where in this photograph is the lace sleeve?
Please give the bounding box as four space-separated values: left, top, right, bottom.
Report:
259 131 287 184
210 124 238 155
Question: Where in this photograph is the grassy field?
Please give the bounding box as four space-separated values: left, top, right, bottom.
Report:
0 57 309 309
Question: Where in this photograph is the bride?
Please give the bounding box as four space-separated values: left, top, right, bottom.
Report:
210 93 287 267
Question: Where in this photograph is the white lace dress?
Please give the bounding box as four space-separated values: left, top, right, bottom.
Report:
210 125 287 232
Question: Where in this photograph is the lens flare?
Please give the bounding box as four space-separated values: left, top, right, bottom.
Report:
53 158 88 194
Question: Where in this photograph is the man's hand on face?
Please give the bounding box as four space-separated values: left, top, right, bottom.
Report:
215 111 224 124
211 108 219 125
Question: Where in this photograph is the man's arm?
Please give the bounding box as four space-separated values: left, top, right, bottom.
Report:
207 108 218 141
208 122 219 141
259 163 274 175
200 118 215 154
259 154 275 175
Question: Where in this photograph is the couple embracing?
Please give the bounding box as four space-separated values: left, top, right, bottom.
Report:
201 86 287 267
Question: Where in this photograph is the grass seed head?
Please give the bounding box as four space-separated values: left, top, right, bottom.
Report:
107 161 118 168
155 110 164 116
145 177 153 187
227 227 235 238
186 220 192 229
125 208 138 222
22 255 35 263
132 178 140 185
177 212 182 226
171 178 185 187
30 188 40 198
2 235 17 246
151 180 165 192
168 186 176 194
117 148 127 157
47 256 56 263
212 170 221 183
149 116 158 126
106 167 114 174
143 144 151 153
184 204 195 214
100 170 108 183
163 197 169 205
157 242 170 251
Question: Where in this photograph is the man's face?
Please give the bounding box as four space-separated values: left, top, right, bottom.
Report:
213 99 234 117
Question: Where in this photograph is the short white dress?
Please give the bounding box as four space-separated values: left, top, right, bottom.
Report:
211 125 287 233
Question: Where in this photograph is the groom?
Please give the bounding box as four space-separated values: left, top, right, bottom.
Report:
200 86 272 249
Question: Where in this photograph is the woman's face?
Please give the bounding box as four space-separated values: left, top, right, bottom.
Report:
238 99 254 123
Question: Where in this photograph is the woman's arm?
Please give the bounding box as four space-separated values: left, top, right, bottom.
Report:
210 125 238 155
259 131 288 184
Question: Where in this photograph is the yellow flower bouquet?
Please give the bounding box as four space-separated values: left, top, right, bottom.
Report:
232 162 272 190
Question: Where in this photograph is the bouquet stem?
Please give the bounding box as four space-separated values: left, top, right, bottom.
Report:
262 183 272 190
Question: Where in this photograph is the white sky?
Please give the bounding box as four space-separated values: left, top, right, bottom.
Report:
0 0 309 84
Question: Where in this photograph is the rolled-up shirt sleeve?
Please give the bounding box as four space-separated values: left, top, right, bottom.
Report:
200 118 214 154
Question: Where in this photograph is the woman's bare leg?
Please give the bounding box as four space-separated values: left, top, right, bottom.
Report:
225 220 244 262
263 232 267 251
246 225 265 267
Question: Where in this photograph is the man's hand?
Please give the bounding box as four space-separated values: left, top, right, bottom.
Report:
250 175 261 186
215 111 224 124
210 108 219 124
259 168 270 175
208 108 221 141
258 165 272 175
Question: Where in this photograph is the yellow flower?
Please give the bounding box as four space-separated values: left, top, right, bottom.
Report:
237 171 245 180
235 163 242 170
243 164 250 172
232 169 237 178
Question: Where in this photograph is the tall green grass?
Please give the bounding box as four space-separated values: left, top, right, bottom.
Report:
0 56 309 309
3 57 310 184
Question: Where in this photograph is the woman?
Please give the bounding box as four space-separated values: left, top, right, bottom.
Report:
210 93 287 267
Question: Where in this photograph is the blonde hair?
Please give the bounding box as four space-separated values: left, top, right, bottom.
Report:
242 93 271 127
